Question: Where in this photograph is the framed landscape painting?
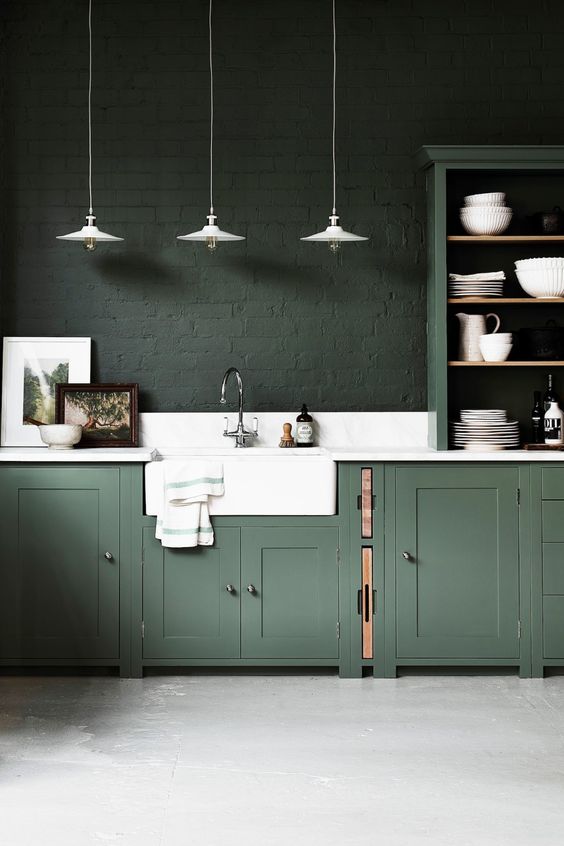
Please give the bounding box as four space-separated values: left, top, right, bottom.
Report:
56 383 139 447
1 337 91 446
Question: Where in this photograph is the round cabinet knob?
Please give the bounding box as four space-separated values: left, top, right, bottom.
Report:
402 551 411 561
104 552 114 561
247 584 257 594
226 584 235 593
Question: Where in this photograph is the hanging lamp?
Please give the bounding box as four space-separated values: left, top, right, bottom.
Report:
177 0 244 250
301 0 368 252
57 0 123 251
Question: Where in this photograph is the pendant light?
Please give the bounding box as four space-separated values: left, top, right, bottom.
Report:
57 0 123 251
177 0 244 250
301 0 368 252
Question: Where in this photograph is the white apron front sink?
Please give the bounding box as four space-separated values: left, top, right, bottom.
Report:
144 447 337 516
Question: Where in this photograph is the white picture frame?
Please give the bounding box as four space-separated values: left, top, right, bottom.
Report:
1 337 91 447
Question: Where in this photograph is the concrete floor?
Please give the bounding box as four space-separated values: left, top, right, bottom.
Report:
1 674 564 845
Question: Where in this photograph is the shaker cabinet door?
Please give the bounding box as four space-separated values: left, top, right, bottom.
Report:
395 466 520 660
240 527 339 660
142 527 240 660
0 467 120 660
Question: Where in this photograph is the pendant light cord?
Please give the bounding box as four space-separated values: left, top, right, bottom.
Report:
88 0 93 215
331 0 337 216
209 0 214 215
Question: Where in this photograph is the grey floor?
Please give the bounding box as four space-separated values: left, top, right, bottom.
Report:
1 674 564 845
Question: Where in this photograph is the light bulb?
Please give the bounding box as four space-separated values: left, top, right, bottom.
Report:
83 237 97 251
328 239 340 253
206 236 218 252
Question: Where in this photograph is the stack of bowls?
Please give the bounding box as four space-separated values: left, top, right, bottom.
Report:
478 332 513 362
460 192 512 235
515 257 564 298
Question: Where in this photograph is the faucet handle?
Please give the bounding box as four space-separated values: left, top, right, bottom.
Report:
252 417 259 435
223 416 229 434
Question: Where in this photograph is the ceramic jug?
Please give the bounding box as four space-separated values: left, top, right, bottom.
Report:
456 312 500 361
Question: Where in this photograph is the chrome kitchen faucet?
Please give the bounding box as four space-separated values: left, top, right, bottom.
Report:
219 367 258 447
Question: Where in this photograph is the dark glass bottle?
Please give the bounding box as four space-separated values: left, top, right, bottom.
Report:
296 404 313 448
544 374 558 412
532 391 544 444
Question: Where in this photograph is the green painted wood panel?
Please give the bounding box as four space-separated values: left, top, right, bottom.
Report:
543 596 564 658
541 468 564 500
395 466 520 659
542 544 564 594
240 527 339 660
141 527 240 660
0 466 120 659
542 501 564 542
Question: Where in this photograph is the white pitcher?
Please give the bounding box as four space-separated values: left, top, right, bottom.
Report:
456 312 500 361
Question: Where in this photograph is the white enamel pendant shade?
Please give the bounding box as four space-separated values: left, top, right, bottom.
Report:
57 214 123 243
301 214 368 244
57 0 123 248
177 214 245 244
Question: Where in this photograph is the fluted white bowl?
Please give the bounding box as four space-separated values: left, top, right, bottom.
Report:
39 424 82 450
459 206 512 235
515 257 564 269
515 267 564 298
464 192 506 207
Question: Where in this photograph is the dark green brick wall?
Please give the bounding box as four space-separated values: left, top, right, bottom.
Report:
2 0 564 411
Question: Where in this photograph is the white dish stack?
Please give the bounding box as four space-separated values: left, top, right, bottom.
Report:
460 192 512 236
448 271 505 298
450 409 521 450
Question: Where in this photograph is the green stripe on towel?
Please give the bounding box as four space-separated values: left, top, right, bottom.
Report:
165 477 224 489
156 523 213 536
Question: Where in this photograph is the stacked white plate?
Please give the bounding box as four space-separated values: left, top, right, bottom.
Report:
448 279 504 297
450 409 520 449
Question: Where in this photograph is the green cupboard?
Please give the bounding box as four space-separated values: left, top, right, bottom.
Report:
140 524 340 669
0 466 121 663
394 465 521 661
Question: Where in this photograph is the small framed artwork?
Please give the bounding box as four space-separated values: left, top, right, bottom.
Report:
1 337 91 446
56 383 139 447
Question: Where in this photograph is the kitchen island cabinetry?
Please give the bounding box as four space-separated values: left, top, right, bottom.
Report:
0 465 141 674
139 524 341 674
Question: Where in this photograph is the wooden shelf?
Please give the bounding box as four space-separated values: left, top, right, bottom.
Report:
447 297 564 304
448 360 564 367
448 235 564 243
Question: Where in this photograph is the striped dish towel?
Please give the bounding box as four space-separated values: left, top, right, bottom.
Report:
155 460 224 548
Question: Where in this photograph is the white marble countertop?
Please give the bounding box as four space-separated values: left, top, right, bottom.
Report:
0 447 155 462
329 447 564 462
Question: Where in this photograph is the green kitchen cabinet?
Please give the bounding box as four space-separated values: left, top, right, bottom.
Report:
393 465 521 663
139 523 340 668
0 466 121 663
531 466 564 672
240 527 340 660
141 527 240 660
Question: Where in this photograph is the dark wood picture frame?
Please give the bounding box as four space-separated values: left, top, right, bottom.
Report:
56 383 139 447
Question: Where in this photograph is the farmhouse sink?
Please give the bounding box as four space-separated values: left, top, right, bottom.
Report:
144 447 337 515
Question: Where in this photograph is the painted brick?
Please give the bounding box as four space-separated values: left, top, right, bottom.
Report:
2 0 564 412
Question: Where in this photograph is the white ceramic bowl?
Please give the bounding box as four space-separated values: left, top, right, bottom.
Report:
464 192 506 207
515 257 564 269
479 332 513 343
478 336 512 361
515 267 564 298
39 424 83 450
459 206 512 235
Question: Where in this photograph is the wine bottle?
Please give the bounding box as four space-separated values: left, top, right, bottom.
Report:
544 373 559 412
531 391 544 444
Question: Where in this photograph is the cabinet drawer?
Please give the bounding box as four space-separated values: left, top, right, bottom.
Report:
543 596 564 659
543 544 564 594
542 468 564 500
542 501 564 542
